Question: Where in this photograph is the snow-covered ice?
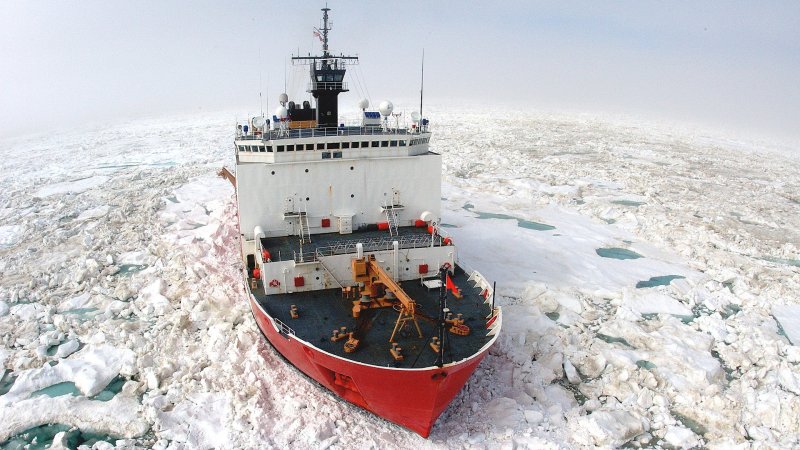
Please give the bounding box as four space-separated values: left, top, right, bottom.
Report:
0 108 799 448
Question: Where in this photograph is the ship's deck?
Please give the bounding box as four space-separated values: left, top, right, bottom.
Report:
252 265 494 369
261 225 443 262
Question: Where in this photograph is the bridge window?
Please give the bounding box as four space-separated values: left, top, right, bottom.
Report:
371 141 379 148
390 140 397 147
238 145 246 152
333 151 342 158
381 141 389 148
399 140 406 146
351 142 359 148
306 144 314 150
342 142 350 149
328 142 340 149
317 143 325 150
266 146 273 152
286 145 294 151
361 141 369 148
322 152 331 159
277 145 284 152
259 145 266 152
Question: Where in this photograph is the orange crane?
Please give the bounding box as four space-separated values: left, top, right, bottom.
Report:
351 255 423 342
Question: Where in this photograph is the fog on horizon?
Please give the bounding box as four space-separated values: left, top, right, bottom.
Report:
1 1 798 143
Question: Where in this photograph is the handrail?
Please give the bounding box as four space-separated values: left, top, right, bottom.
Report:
273 317 296 335
289 233 443 263
236 125 431 141
308 81 348 91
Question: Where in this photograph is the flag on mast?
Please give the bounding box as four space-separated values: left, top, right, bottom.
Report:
313 28 323 42
446 274 456 292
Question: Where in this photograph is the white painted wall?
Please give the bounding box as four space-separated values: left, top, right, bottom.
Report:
257 245 456 295
236 153 442 240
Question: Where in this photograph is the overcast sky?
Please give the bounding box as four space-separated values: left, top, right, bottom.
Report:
2 1 798 141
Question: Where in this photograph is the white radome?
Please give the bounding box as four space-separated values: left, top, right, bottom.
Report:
278 93 289 105
275 106 288 120
411 111 421 123
378 100 394 117
420 211 438 224
358 98 370 110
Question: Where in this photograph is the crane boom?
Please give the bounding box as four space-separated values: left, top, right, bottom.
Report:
366 258 415 310
351 255 423 342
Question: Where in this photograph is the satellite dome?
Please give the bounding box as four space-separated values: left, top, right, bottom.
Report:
420 211 439 224
278 93 289 105
378 100 394 117
252 116 265 128
357 98 369 110
275 106 288 120
410 111 421 123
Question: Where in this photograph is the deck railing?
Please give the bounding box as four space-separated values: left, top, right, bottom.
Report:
273 317 296 336
237 124 430 141
285 233 444 263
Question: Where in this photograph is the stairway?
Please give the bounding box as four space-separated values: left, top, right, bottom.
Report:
299 202 312 244
384 202 399 237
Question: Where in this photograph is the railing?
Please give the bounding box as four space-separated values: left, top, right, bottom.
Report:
273 317 296 336
284 234 443 264
237 124 430 141
292 250 319 263
307 81 348 91
267 227 450 264
318 234 441 257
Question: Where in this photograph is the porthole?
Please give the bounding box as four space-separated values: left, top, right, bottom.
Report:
271 171 275 175
350 166 354 170
350 194 355 198
306 197 310 201
305 168 309 173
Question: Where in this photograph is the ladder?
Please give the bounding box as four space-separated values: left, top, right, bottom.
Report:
299 202 312 244
384 201 399 237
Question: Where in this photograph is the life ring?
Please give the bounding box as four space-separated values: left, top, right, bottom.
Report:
269 279 281 287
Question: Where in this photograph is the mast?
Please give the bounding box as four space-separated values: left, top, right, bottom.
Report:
436 266 447 368
420 49 425 117
291 7 358 128
321 7 330 57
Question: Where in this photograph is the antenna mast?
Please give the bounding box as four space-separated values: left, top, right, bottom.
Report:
259 48 264 117
321 6 331 58
420 48 425 117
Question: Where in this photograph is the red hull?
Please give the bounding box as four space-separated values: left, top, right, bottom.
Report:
249 295 492 437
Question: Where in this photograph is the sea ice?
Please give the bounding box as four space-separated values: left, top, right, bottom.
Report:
0 225 23 249
772 304 800 345
34 175 110 198
1 109 798 448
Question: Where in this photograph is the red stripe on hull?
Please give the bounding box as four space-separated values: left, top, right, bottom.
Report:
249 295 491 437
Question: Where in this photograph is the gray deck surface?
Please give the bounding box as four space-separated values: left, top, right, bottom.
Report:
253 267 493 368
